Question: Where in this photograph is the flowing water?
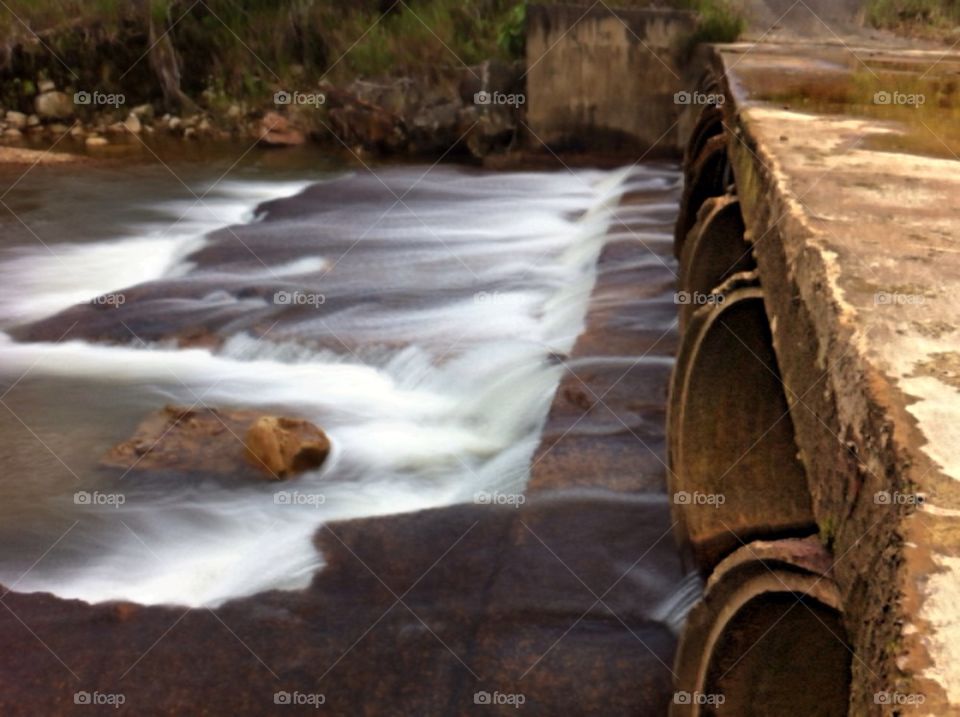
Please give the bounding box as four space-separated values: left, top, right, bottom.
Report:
0 155 681 610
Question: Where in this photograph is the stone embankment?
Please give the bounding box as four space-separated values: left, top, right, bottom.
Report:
0 60 526 159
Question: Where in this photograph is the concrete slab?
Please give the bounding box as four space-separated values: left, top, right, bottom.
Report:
715 40 960 713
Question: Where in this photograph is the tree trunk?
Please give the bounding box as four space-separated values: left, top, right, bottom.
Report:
144 1 196 112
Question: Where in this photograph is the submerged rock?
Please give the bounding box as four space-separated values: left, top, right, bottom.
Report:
101 406 330 481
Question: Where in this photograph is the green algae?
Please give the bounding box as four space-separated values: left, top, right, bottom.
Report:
744 58 960 160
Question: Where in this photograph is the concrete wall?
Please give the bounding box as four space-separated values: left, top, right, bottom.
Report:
525 4 697 155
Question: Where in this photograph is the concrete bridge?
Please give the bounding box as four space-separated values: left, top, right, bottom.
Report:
528 4 960 715
669 41 960 714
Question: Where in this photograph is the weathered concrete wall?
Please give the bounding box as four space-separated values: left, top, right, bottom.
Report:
671 41 960 715
525 4 696 155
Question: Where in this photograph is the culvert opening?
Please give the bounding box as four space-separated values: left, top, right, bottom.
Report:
685 105 725 173
702 592 851 717
669 284 816 569
678 196 755 331
675 135 730 258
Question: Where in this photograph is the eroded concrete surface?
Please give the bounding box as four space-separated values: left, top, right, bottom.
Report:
715 41 960 714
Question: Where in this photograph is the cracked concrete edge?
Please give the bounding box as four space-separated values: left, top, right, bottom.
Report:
708 44 960 715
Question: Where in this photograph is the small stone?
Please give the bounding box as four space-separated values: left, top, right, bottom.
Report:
256 111 305 147
123 113 142 134
131 103 154 120
85 135 108 147
168 116 182 131
183 127 196 139
3 128 23 139
226 104 241 119
34 91 73 120
26 114 40 127
5 111 27 130
48 122 69 134
38 79 55 93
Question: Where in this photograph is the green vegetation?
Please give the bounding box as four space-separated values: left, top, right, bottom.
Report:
866 0 960 38
818 516 837 551
0 0 747 110
0 0 528 101
753 68 960 160
686 0 746 44
598 0 745 43
497 2 528 58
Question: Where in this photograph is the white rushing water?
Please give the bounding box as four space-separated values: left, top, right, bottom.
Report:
0 165 678 607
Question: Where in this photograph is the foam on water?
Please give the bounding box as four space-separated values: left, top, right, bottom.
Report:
0 164 679 607
0 179 313 327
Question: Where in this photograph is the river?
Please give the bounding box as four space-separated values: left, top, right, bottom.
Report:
0 152 671 598
0 150 694 714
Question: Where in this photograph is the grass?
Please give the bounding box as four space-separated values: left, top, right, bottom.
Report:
0 0 744 110
687 0 746 44
866 0 960 39
625 0 745 44
0 0 528 104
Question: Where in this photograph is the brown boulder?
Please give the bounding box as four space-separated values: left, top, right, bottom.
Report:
244 416 331 479
322 84 406 152
101 406 329 481
255 111 305 146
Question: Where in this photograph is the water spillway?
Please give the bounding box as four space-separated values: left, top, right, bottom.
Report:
0 164 654 607
0 158 695 714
